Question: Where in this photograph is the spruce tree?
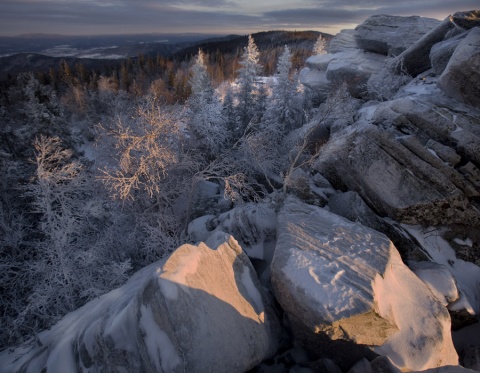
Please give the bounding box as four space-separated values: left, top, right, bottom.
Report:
236 35 262 134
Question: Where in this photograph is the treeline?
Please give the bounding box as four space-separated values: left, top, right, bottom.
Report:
0 30 325 106
0 32 349 350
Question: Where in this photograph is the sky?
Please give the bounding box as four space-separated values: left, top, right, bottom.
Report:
0 0 478 37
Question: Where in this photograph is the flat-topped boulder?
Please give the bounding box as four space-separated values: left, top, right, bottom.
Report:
0 233 280 373
354 14 440 56
271 196 458 371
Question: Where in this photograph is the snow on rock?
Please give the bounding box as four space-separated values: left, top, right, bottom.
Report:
353 14 440 56
328 191 424 260
401 225 480 315
409 261 459 306
298 67 330 101
438 27 480 107
270 196 457 371
203 202 277 260
0 233 280 372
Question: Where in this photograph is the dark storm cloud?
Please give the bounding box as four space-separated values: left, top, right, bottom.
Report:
0 0 478 35
263 0 479 30
0 0 257 35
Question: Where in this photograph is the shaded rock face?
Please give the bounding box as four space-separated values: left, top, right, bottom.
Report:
315 124 480 226
452 10 480 30
354 14 440 56
389 17 455 77
438 27 480 107
387 10 480 79
430 32 468 75
270 196 457 371
0 233 280 373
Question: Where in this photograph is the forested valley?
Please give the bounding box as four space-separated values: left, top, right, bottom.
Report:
0 31 333 349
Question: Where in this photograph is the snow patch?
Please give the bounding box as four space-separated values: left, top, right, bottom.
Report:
453 237 473 247
402 225 480 315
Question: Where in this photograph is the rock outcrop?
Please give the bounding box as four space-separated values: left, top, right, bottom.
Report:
270 196 458 371
315 123 480 226
328 29 357 53
389 17 455 76
353 14 440 56
0 233 280 372
301 49 385 99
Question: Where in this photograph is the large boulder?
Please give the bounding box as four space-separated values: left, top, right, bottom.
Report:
390 17 456 76
0 233 280 372
325 50 386 98
354 14 440 56
271 196 458 371
328 29 357 53
315 124 480 226
298 67 331 102
438 27 480 107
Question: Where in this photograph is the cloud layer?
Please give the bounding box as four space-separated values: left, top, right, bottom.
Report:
0 0 478 36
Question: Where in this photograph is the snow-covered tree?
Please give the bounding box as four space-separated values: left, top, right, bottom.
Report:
313 34 328 55
188 50 215 112
186 50 227 157
236 35 262 134
263 45 303 132
222 84 237 139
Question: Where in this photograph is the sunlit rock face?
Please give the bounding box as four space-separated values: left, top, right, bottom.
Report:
270 196 458 371
0 232 280 373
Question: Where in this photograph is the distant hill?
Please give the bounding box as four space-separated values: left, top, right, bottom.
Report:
173 30 330 60
0 53 121 80
0 30 332 81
